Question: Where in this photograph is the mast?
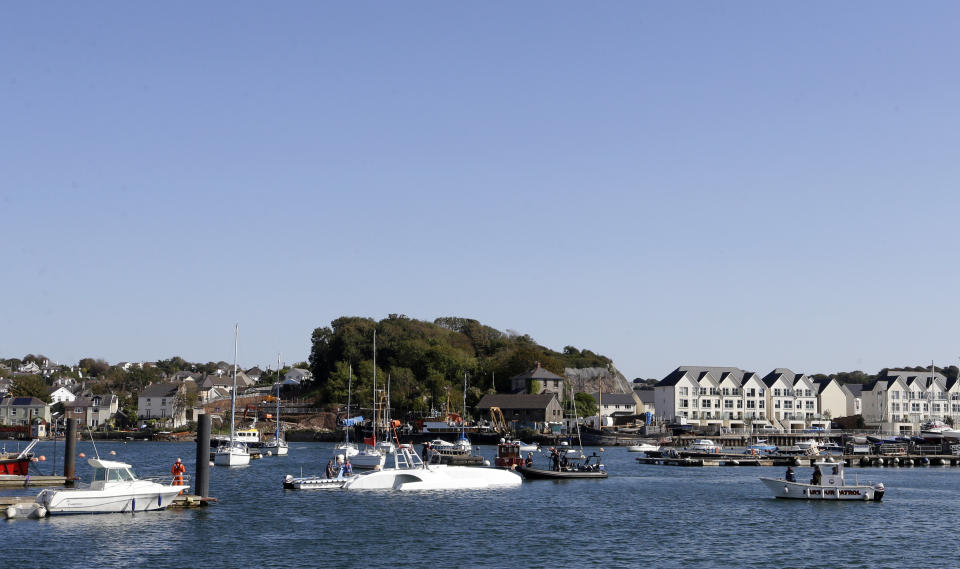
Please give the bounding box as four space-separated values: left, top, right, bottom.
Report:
346 365 352 444
372 329 377 446
229 323 238 447
597 375 602 432
462 372 468 441
275 353 281 440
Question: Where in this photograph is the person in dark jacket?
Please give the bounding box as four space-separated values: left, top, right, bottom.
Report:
785 466 796 482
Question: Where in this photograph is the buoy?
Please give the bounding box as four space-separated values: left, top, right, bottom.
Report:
482 459 490 466
208 461 214 467
31 457 38 462
265 451 272 457
38 455 46 462
109 450 116 455
79 452 86 458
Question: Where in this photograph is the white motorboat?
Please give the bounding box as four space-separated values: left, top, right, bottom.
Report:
514 441 539 453
795 439 821 453
36 458 186 514
214 325 250 467
921 421 960 440
627 443 660 453
342 444 522 491
760 461 884 501
689 439 720 453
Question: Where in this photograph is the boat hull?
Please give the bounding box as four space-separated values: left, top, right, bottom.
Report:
516 466 608 480
343 465 522 491
349 451 386 470
759 477 883 501
214 448 250 467
283 474 353 490
0 457 31 476
37 484 185 514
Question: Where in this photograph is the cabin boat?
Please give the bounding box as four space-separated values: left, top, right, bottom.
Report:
759 461 884 501
689 439 720 453
627 442 660 453
495 440 526 469
36 458 186 514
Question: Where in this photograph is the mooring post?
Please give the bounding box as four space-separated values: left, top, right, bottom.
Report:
195 413 211 498
64 418 77 487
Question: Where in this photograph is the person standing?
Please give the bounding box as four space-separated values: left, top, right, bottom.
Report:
171 458 186 494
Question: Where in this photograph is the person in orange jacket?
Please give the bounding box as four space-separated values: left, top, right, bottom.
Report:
171 457 186 487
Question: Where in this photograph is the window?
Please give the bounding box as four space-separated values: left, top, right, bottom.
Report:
805 390 812 397
680 399 688 409
805 401 814 409
724 400 733 409
747 389 756 397
774 389 781 397
74 408 82 414
737 400 742 408
723 388 730 395
891 392 899 400
758 389 765 396
161 399 167 406
747 400 756 409
774 401 780 409
784 401 793 409
759 400 765 408
679 387 688 396
700 388 707 395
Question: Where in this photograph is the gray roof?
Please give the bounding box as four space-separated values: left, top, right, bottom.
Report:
141 383 180 398
634 388 655 405
477 393 559 410
589 392 636 406
510 363 565 382
0 396 47 407
845 383 863 397
657 366 745 387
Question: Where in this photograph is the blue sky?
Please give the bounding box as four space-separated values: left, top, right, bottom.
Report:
2 2 959 379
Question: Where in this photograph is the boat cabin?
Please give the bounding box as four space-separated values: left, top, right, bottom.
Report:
810 461 845 486
495 441 525 468
87 458 140 489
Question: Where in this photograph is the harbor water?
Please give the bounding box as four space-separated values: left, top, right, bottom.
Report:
5 439 960 568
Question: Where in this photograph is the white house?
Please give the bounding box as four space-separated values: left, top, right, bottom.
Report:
862 369 954 433
813 378 848 422
588 392 637 419
843 383 863 417
283 368 313 385
48 386 77 404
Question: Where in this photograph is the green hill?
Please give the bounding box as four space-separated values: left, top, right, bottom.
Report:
307 314 611 418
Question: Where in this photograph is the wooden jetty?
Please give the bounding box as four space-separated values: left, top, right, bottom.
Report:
0 475 70 488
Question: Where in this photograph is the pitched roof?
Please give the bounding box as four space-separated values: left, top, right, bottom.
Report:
476 393 559 410
141 383 181 398
589 392 636 406
510 362 565 382
0 396 47 406
635 388 655 405
656 366 745 387
845 383 863 397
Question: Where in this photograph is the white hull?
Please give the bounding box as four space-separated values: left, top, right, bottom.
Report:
349 450 386 470
262 441 289 456
628 444 660 453
283 474 355 490
343 464 522 491
38 484 185 514
214 447 250 466
333 443 359 459
759 477 883 501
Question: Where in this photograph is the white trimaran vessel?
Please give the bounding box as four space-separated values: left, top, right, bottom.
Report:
215 324 250 466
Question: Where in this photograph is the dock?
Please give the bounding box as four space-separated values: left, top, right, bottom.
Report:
0 475 70 488
637 451 960 468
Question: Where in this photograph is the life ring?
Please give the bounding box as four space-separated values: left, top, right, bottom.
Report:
828 478 835 484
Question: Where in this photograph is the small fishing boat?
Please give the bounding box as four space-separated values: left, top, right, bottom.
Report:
516 447 607 480
759 461 884 501
0 439 38 475
37 457 186 514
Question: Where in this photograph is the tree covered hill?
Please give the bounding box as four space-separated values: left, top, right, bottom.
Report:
307 314 612 417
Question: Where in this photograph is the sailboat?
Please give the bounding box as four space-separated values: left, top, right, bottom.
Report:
262 353 289 456
333 365 360 461
350 330 387 470
214 324 251 467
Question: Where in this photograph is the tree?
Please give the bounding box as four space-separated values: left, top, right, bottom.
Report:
78 358 110 377
574 392 597 418
10 375 50 402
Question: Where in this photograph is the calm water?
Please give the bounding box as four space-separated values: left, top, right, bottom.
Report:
5 439 960 568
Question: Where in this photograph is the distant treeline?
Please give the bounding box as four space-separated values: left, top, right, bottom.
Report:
810 366 960 385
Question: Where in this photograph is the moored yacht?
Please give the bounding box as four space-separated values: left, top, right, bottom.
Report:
342 444 521 491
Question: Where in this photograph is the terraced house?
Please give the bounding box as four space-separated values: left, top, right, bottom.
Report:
861 369 958 434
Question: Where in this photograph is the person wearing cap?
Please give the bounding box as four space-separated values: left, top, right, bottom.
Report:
171 457 186 490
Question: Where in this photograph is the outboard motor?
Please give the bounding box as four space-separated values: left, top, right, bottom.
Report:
872 482 885 502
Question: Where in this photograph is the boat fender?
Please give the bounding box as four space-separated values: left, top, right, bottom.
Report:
132 498 136 511
5 506 15 520
783 486 789 494
33 506 47 519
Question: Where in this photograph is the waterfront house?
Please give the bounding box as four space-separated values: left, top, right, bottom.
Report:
813 378 849 422
588 392 638 419
862 369 953 433
761 369 823 432
843 383 863 417
66 394 119 429
634 388 655 415
17 361 40 375
138 382 192 428
0 396 51 426
476 393 564 431
510 362 566 395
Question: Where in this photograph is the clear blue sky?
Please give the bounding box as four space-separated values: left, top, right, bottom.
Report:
3 2 959 380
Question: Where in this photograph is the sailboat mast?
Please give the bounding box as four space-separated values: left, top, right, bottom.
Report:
230 323 238 446
372 329 377 446
346 365 352 443
463 372 468 439
276 353 281 439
